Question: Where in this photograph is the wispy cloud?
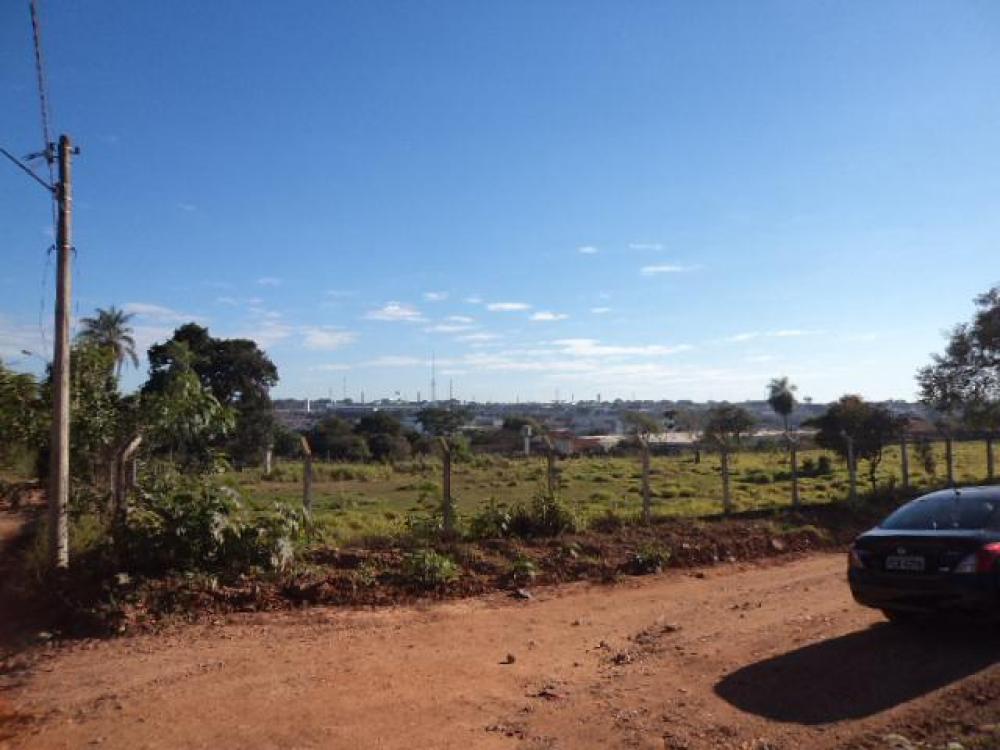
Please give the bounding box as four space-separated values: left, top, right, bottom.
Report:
365 302 425 322
629 242 663 251
455 332 501 343
487 302 531 312
464 295 483 304
326 289 358 299
177 202 197 212
424 323 475 333
0 315 47 362
552 338 692 357
640 264 699 276
723 329 821 343
364 355 424 367
311 363 352 372
531 311 569 322
257 276 282 287
124 302 200 324
423 291 449 302
577 245 599 255
302 327 358 351
216 296 239 306
447 315 474 324
590 307 611 314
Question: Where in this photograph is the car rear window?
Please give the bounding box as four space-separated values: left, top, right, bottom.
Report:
881 492 1000 531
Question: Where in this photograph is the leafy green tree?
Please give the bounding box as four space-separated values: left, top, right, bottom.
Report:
271 424 303 459
918 285 1000 480
368 432 412 463
306 416 370 461
703 406 756 514
807 395 904 494
354 411 403 438
144 324 278 465
141 344 235 470
0 359 45 471
78 305 139 378
416 407 468 437
767 376 800 507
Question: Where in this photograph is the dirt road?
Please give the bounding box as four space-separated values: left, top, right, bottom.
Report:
3 551 998 749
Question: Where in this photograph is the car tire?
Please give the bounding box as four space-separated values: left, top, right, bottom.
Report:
881 608 919 625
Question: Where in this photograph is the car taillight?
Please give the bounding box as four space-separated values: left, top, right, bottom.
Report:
848 547 866 569
954 543 1000 574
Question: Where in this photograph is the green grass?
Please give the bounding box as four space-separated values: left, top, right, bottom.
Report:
225 440 997 545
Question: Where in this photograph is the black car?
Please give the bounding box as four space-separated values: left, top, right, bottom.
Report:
848 486 1000 622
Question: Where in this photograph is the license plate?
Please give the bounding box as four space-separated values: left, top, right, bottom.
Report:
885 555 925 572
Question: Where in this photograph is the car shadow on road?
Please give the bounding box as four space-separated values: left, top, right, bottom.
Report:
714 621 1000 724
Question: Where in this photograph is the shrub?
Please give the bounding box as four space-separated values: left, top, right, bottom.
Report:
401 549 459 588
508 556 538 585
629 543 672 574
817 455 833 475
509 491 579 538
124 476 303 574
469 500 514 539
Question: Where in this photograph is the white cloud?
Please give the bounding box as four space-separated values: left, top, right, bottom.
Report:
364 355 424 367
216 296 238 306
311 363 352 372
577 245 599 255
531 311 569 322
0 316 47 362
240 321 295 349
724 329 820 344
326 289 358 299
424 323 475 333
447 315 475 324
464 295 483 304
257 277 282 287
423 291 448 302
590 307 611 314
123 302 200 324
365 302 425 322
177 202 197 212
551 338 692 357
302 327 358 351
456 332 501 342
487 302 531 312
629 242 663 251
640 264 699 276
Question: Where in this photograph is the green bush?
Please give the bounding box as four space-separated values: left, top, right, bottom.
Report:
469 499 514 539
508 556 538 585
124 476 303 574
509 491 579 538
629 543 672 574
401 548 459 587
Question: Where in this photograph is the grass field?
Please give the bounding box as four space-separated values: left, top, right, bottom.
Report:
225 440 998 544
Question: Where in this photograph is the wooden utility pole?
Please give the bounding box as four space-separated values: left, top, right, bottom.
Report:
49 134 74 569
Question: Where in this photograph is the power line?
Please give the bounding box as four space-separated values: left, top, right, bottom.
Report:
28 0 55 173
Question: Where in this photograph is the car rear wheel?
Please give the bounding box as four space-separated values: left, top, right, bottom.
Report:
881 608 921 625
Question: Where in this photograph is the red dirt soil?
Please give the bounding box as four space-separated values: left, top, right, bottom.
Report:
2 551 998 750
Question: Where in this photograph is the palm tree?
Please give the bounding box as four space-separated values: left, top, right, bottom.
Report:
78 305 139 378
767 377 800 507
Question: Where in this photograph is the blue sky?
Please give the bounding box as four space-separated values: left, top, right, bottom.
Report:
2 1 999 403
